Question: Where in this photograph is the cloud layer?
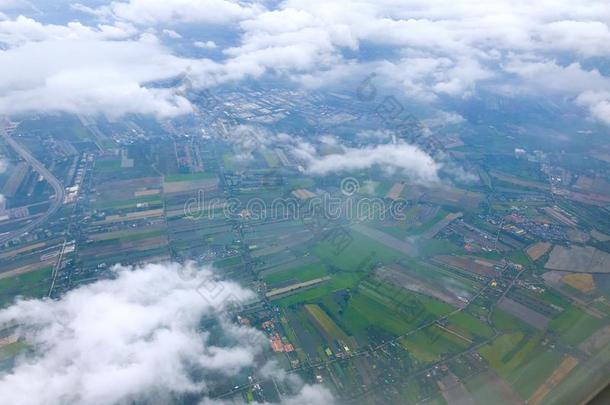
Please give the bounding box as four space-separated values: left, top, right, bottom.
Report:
0 34 197 118
0 262 331 404
2 0 610 123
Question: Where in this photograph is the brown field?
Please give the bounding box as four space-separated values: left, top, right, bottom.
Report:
567 229 590 243
97 177 162 200
163 178 218 194
574 176 610 195
423 212 463 239
81 236 168 259
0 260 54 280
545 245 610 273
591 229 610 242
88 226 165 242
134 189 160 197
574 175 594 191
385 182 405 200
497 297 550 330
528 356 579 405
541 206 577 227
561 273 595 293
291 189 317 200
0 242 46 260
437 372 474 405
579 326 610 355
526 242 552 261
120 236 168 251
433 255 500 277
403 185 484 211
266 276 331 299
95 208 164 225
474 370 523 404
375 264 467 308
590 150 610 164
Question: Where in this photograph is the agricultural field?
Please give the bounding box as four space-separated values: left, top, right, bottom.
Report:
0 266 53 308
545 245 610 273
549 306 605 345
1 61 610 405
480 332 526 375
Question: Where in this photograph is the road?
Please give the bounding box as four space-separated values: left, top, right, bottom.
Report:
0 129 65 244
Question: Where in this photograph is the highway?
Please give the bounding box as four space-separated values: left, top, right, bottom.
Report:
0 129 65 244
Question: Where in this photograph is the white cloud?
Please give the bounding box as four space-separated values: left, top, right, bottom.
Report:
423 111 465 128
194 40 217 49
374 56 493 101
4 0 610 124
356 130 394 141
0 15 137 47
304 143 441 183
0 36 198 118
0 262 257 403
504 59 610 95
504 58 610 125
163 29 182 39
207 0 610 122
96 0 265 25
0 261 334 404
576 91 610 125
279 384 336 405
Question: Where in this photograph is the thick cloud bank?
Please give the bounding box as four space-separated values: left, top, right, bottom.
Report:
3 0 610 123
0 37 194 118
0 262 332 405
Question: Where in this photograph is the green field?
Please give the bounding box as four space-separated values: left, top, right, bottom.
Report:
491 308 533 332
446 311 494 340
418 239 462 257
95 159 122 172
507 349 564 399
263 263 329 285
400 325 469 363
272 226 412 307
330 281 452 344
479 331 552 389
164 172 217 182
313 228 407 271
0 266 53 308
479 332 525 376
274 271 362 307
549 306 605 345
213 256 242 269
540 342 610 405
304 304 352 348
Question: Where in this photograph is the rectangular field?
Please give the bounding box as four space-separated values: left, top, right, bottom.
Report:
498 298 550 330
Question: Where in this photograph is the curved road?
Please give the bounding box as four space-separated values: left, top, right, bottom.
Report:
0 129 65 244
